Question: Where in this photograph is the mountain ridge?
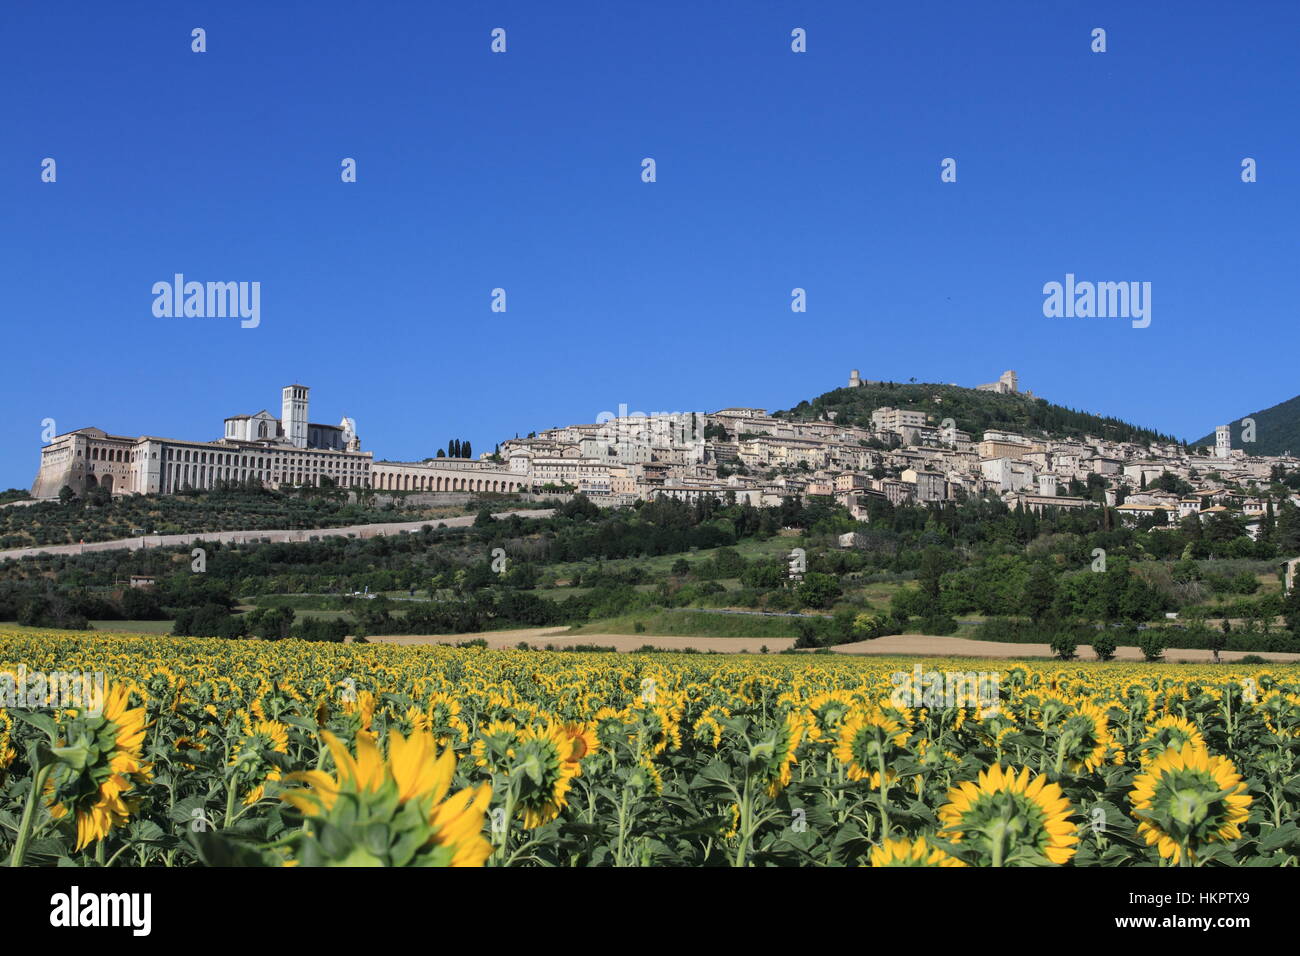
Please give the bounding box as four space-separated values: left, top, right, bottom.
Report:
1191 392 1300 457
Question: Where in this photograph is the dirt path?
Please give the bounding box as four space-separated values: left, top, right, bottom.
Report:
828 633 1300 663
368 628 1300 662
368 628 796 654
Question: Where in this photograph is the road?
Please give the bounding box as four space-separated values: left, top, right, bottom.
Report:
0 509 554 562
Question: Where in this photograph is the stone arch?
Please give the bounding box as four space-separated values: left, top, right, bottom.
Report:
101 474 114 494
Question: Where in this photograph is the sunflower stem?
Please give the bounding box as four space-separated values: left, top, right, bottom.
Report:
11 761 53 868
875 733 891 838
223 780 238 829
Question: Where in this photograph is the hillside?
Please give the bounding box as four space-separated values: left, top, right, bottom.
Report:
776 381 1178 445
1191 393 1300 457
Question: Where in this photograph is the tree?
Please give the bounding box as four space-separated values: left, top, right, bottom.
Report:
1138 631 1166 662
247 606 294 640
1022 563 1058 623
120 587 165 620
1283 582 1300 636
1276 501 1300 554
463 441 472 460
58 485 76 505
1050 630 1078 660
436 449 446 458
1205 626 1227 664
795 572 842 609
918 547 948 604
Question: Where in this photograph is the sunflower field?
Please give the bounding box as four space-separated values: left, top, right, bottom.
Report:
2 630 1299 867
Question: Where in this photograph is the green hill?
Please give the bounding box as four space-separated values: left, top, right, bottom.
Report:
776 381 1178 445
1190 393 1300 457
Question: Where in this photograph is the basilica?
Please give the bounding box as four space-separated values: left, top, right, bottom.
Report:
30 385 372 498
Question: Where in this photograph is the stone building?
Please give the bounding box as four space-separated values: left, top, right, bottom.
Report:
32 384 373 498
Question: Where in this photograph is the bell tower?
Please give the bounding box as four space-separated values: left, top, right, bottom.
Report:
281 385 309 448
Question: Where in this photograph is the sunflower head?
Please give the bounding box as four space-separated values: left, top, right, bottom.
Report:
471 719 519 772
1137 715 1206 765
558 722 599 772
507 723 579 829
1047 702 1114 775
938 764 1078 866
229 719 290 804
805 690 855 742
834 708 907 788
1129 746 1251 865
748 712 806 798
280 729 491 866
869 836 966 867
45 683 153 851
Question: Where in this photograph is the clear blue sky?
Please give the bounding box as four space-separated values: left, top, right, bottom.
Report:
4 1 1298 488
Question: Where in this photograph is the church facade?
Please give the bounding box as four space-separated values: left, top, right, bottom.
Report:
31 384 528 499
30 385 375 498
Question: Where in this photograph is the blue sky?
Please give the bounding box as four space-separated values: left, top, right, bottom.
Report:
4 1 1298 488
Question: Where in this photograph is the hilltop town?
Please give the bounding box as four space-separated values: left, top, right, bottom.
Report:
495 370 1300 537
28 372 1300 541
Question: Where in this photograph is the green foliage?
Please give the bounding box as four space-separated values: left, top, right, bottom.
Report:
1190 392 1300 457
1137 630 1167 662
795 572 842 609
1050 630 1079 660
776 380 1175 445
1090 631 1117 661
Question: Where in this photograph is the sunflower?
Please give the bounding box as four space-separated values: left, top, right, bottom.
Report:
869 836 967 867
630 700 683 756
426 692 469 746
1137 715 1206 765
509 723 579 829
693 715 724 748
281 729 491 866
1129 746 1251 865
0 709 15 772
230 719 290 805
1258 691 1300 739
751 712 806 798
630 755 663 796
559 722 598 774
341 689 376 733
805 690 856 742
591 706 630 751
46 683 153 851
938 764 1078 866
1047 702 1115 774
720 802 740 840
835 708 907 788
405 704 432 734
470 720 519 772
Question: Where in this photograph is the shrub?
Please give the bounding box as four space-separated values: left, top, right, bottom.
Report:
920 614 959 636
1138 631 1166 662
1090 631 1117 661
1050 630 1079 661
